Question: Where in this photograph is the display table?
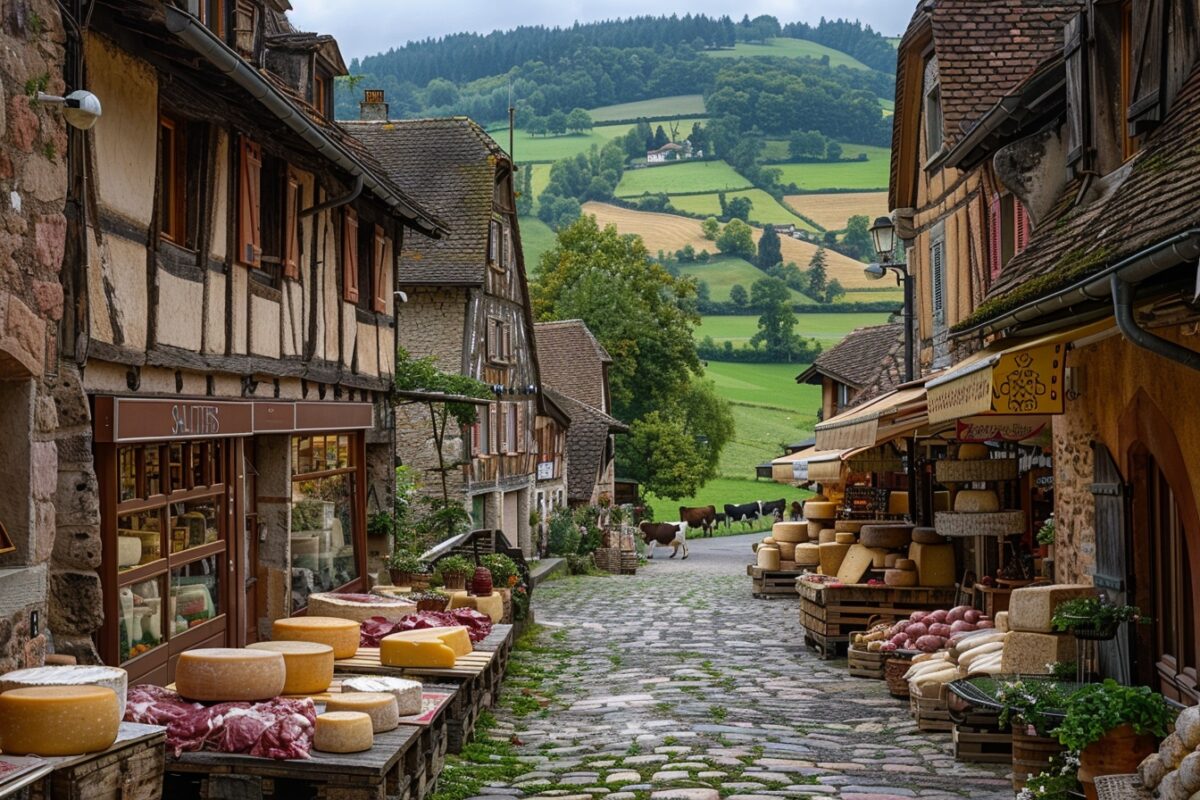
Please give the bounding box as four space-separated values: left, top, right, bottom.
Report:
796 579 958 658
745 563 806 598
10 722 166 800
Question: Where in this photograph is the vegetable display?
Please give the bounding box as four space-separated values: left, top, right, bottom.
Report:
874 606 993 653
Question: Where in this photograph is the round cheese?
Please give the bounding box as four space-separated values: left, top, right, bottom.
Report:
834 519 871 533
761 536 776 546
806 520 824 540
247 641 334 695
175 648 286 702
0 686 120 756
912 527 949 544
381 626 471 658
325 692 400 733
794 542 821 566
887 492 910 516
817 542 850 575
0 665 128 718
272 616 361 659
756 546 781 570
776 541 796 561
818 528 837 544
772 522 806 543
884 568 919 587
834 531 856 545
803 501 836 520
341 677 423 716
860 524 913 549
894 558 917 572
958 443 990 461
954 490 1001 513
313 711 374 753
884 553 901 568
867 547 891 568
306 592 417 623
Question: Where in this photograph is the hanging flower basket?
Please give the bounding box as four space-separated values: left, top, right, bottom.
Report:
1060 615 1119 641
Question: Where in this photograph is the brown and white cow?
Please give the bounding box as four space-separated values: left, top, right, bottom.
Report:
679 505 717 537
640 522 688 559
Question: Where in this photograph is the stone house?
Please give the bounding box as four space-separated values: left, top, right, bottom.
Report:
795 322 904 421
345 109 544 557
534 321 628 507
3 1 446 684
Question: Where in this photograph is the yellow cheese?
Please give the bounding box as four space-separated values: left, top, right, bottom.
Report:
0 686 120 756
836 544 875 584
995 611 1010 633
756 545 781 570
818 529 838 544
887 492 910 516
818 542 851 575
834 519 869 533
833 531 855 545
272 616 361 659
313 711 375 753
953 490 1001 513
761 536 776 545
381 625 472 657
958 444 990 460
884 553 901 568
803 501 837 520
175 648 286 702
306 592 416 623
894 558 917 571
1008 585 1096 633
793 542 821 566
341 677 423 716
907 542 956 587
884 568 919 587
472 592 504 623
912 527 948 545
771 522 806 543
324 692 400 733
867 547 891 568
448 592 478 611
1000 631 1076 673
0 665 128 718
247 640 334 694
379 638 457 669
806 520 824 540
776 541 796 561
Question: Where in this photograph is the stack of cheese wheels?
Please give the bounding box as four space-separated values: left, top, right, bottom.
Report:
793 542 821 567
818 532 854 575
341 677 424 716
175 648 287 702
771 521 806 543
775 540 797 562
247 640 335 695
817 528 837 544
325 692 401 733
803 500 837 541
0 665 129 717
272 616 361 659
884 557 919 586
314 711 375 753
0 685 122 756
380 626 472 669
834 519 871 534
859 523 914 550
756 544 781 570
912 527 950 544
306 592 417 623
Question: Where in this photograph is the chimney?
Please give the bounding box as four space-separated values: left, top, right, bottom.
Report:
359 89 388 122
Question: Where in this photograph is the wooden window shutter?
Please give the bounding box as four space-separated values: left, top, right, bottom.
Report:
237 137 262 267
1128 0 1166 133
1064 13 1090 171
470 423 481 457
1015 202 1031 254
342 208 359 303
988 194 1003 281
489 403 499 454
283 171 301 279
497 403 508 454
930 238 946 326
516 403 526 454
372 225 388 313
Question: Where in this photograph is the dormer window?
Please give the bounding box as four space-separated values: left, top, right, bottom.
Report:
313 71 332 119
923 56 943 160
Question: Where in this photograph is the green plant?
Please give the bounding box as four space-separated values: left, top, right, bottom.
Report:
565 553 595 575
434 555 474 581
388 550 425 573
547 508 580 556
608 505 627 526
368 511 397 539
1016 753 1081 800
995 679 1074 736
481 553 520 588
412 589 449 604
1037 516 1056 546
1049 662 1078 681
1054 679 1173 752
1051 597 1144 634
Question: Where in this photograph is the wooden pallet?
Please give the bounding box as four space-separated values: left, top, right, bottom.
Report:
953 723 1013 764
802 629 845 659
747 564 805 598
26 723 165 800
846 645 886 679
909 690 953 733
797 580 956 645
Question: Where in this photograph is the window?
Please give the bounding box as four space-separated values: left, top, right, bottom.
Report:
237 137 300 281
313 72 330 118
159 117 186 244
923 57 943 159
505 403 520 455
988 194 1031 279
1147 455 1198 704
929 231 946 326
290 433 360 612
342 207 359 302
470 408 491 457
487 318 512 364
283 170 302 280
372 226 393 313
199 0 225 38
488 219 501 266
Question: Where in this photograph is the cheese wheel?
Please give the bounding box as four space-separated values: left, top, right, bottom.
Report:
341 677 424 716
803 501 836 520
325 692 400 733
0 665 128 718
912 527 948 545
313 711 374 753
860 524 913 549
761 536 776 545
0 686 120 756
771 522 806 543
834 531 856 545
175 648 286 702
995 611 1010 633
306 592 417 623
834 519 870 533
894 558 917 572
954 490 1001 513
818 542 851 575
756 545 781 570
816 528 836 544
381 626 472 657
247 640 334 695
884 568 919 587
884 553 901 568
807 520 824 540
794 543 821 566
273 617 361 659
887 492 910 516
458 591 503 623
776 541 796 560
867 547 890 568
908 542 956 587
379 639 457 669
958 444 990 461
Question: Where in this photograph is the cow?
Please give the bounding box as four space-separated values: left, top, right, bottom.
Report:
640 521 688 559
679 505 717 537
759 499 787 522
724 502 761 530
789 501 803 521
714 512 728 529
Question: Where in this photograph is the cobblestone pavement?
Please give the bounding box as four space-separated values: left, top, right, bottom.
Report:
476 533 1013 800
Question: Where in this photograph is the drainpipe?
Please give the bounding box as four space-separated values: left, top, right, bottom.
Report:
1111 276 1200 372
300 175 362 218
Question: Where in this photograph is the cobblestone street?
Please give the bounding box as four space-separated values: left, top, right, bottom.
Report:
468 533 1013 800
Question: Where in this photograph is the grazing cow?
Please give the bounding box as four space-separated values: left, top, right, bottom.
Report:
759 499 786 522
640 522 688 559
714 512 728 530
679 505 717 537
724 501 761 530
789 501 803 521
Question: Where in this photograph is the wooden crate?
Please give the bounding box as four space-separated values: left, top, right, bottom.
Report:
953 723 1013 764
908 688 953 733
797 580 956 657
28 723 166 800
747 564 805 598
846 645 886 679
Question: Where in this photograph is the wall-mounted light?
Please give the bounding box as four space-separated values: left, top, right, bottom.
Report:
38 90 102 130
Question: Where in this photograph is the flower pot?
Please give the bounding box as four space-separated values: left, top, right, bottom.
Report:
387 568 412 587
442 572 467 592
1077 724 1157 800
409 573 432 591
1011 719 1064 792
471 566 493 597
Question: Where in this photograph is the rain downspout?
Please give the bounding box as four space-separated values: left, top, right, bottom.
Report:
1110 275 1200 372
300 175 361 218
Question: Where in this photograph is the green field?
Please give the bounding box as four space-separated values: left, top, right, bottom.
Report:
773 158 890 191
616 160 752 196
589 95 707 122
705 38 873 71
517 215 557 270
679 258 811 304
696 312 892 347
668 189 819 231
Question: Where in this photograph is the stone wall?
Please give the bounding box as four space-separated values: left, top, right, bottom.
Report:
1052 403 1100 585
397 286 467 371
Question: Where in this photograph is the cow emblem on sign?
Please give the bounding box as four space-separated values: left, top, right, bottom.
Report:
997 352 1047 412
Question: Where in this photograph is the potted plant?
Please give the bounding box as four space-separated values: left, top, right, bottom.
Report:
481 553 520 590
1055 679 1172 800
412 589 449 612
387 550 424 587
1036 516 1055 559
1051 597 1144 641
1017 753 1082 800
433 554 473 591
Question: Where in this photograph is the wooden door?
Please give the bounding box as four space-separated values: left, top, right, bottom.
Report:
1091 441 1134 684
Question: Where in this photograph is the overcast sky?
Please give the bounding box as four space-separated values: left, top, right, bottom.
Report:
288 1 909 62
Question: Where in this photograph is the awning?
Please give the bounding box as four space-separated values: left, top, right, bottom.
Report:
771 446 853 484
814 386 928 450
925 320 1113 425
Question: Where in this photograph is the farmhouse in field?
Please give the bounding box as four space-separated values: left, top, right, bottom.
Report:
646 140 702 163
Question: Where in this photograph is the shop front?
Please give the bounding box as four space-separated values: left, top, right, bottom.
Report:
93 397 374 685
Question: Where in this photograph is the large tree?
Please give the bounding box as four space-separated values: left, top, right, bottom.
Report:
758 225 782 269
716 219 756 260
749 277 802 359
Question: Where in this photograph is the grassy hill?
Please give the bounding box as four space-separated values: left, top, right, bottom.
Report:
616 161 752 195
783 191 888 232
589 95 707 122
696 312 892 347
705 38 874 71
678 258 813 304
500 119 703 163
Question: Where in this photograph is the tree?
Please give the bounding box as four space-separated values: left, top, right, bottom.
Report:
788 130 827 161
806 247 829 299
716 219 757 260
622 412 707 500
843 214 875 261
546 110 568 136
537 194 582 230
566 108 593 133
729 283 749 308
701 217 720 241
749 277 802 359
758 225 782 269
653 125 669 149
824 278 846 304
526 116 548 137
726 196 753 222
696 280 711 303
516 165 534 216
424 77 459 107
677 244 697 262
825 141 844 162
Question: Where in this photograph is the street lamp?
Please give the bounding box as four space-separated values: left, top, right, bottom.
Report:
864 215 914 384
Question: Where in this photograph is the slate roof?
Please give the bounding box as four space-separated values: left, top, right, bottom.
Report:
964 63 1200 331
534 321 613 413
796 323 905 408
544 388 628 504
344 118 507 285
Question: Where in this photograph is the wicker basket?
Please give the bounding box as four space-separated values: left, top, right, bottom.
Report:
935 510 1026 538
934 458 1019 483
1094 775 1150 800
884 655 914 698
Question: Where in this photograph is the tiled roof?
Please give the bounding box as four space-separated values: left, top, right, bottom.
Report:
544 388 628 503
534 321 613 413
344 118 507 285
967 64 1200 330
797 323 904 391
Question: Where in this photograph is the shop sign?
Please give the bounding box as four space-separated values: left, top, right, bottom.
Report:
792 460 809 482
95 397 375 443
957 415 1049 443
928 340 1066 424
537 461 556 480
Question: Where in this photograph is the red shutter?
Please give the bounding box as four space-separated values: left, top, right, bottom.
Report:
988 194 1002 280
342 208 359 303
372 225 387 312
1015 202 1031 254
283 171 301 279
237 137 262 267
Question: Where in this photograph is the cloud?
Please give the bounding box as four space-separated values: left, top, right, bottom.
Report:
288 1 910 63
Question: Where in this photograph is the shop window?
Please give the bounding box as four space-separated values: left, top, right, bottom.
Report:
290 433 360 612
171 554 222 636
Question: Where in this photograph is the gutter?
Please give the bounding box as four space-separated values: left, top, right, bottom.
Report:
953 229 1200 339
163 6 447 238
1111 276 1200 372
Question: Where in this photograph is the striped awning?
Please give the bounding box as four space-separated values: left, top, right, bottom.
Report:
771 446 856 484
814 386 928 450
